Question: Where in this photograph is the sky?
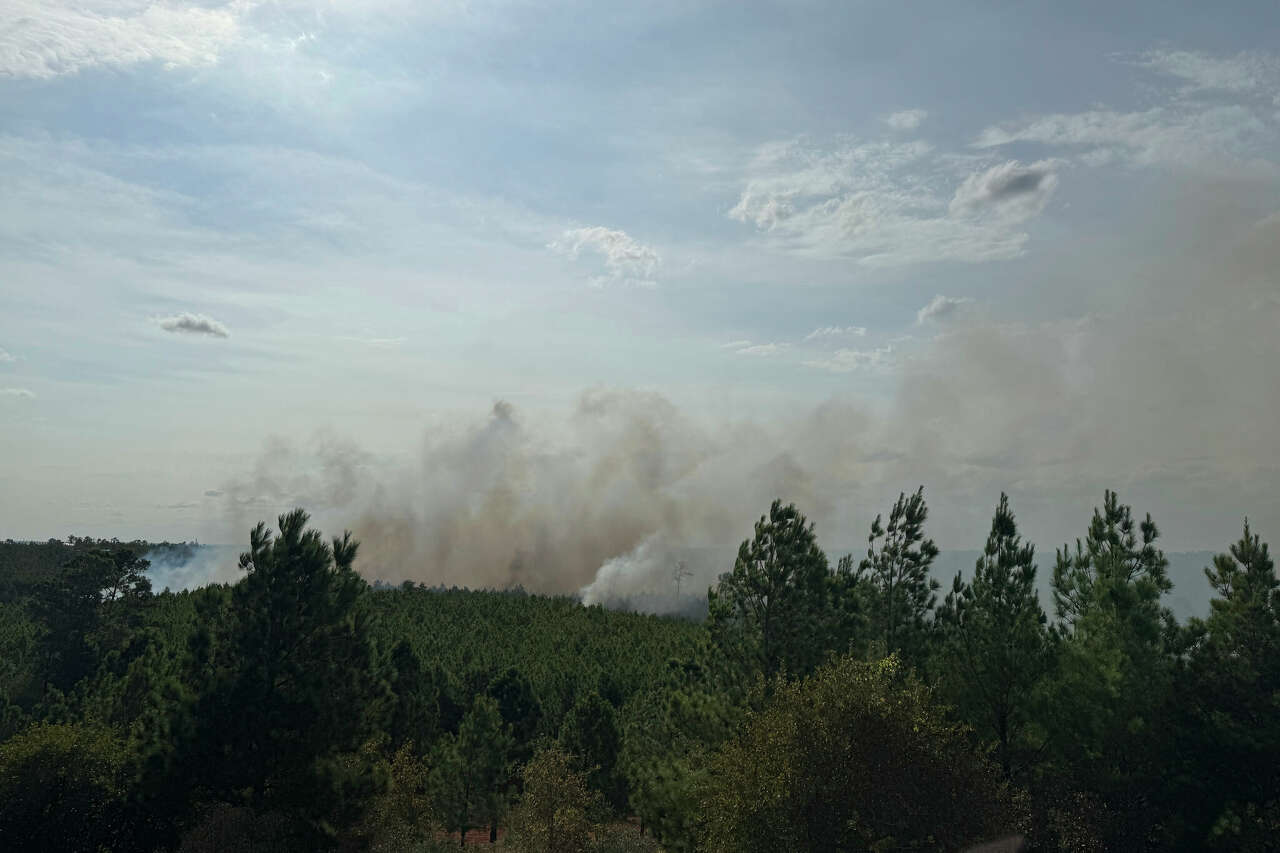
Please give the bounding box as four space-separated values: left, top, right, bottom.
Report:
2 1 1279 591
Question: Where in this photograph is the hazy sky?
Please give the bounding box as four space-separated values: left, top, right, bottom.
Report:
2 1 1278 567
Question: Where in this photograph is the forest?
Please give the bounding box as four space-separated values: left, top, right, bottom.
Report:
0 488 1276 852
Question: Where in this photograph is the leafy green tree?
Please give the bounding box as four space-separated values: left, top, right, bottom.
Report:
357 740 436 852
0 723 131 853
935 493 1052 778
431 694 512 845
506 744 602 853
698 655 1024 852
0 602 41 739
1047 490 1175 849
707 500 832 677
31 547 152 695
852 486 940 663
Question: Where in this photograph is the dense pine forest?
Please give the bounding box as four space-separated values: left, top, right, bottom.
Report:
1 489 1276 852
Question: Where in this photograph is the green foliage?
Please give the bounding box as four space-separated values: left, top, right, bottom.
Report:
708 499 832 677
359 740 437 851
506 744 602 853
0 602 41 739
430 693 513 842
560 690 626 813
1046 490 1176 849
1165 521 1280 849
30 547 153 694
935 493 1052 778
0 722 131 853
850 486 940 663
189 509 377 834
698 654 1024 852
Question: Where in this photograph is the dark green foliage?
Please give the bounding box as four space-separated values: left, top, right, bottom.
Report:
851 486 940 663
1045 490 1175 849
560 690 626 813
387 638 441 753
0 602 41 739
707 500 832 677
489 665 544 764
698 654 1025 852
0 722 131 853
619 650 747 852
936 493 1052 778
189 509 377 836
431 694 512 844
1165 521 1280 849
31 546 153 694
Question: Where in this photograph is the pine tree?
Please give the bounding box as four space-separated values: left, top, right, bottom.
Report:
1171 521 1280 849
192 509 376 833
707 500 832 677
432 694 512 845
1046 490 1175 849
560 690 626 813
936 493 1051 778
852 487 939 664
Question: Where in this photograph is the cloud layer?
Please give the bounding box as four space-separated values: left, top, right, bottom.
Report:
1 0 246 79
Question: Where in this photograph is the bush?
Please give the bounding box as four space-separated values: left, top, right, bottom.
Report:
0 723 131 853
698 655 1027 852
506 744 602 853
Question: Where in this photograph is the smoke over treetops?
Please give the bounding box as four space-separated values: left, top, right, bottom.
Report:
208 206 1278 610
220 390 869 606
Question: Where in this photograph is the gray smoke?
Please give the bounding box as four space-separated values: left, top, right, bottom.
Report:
196 180 1278 613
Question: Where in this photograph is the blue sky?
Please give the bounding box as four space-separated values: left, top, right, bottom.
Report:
2 1 1279 586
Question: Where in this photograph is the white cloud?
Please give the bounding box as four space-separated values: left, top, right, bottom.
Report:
950 160 1059 221
0 348 14 363
549 225 661 285
720 339 753 349
732 342 789 356
155 312 230 337
885 109 928 131
975 51 1280 176
804 325 867 341
802 345 893 373
728 137 1053 265
916 294 973 325
0 0 249 80
0 387 35 398
974 106 1269 172
1131 49 1280 94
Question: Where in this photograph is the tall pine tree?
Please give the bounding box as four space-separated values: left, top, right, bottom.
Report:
708 500 832 677
1170 521 1280 849
936 493 1051 778
852 487 939 664
1047 490 1175 850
